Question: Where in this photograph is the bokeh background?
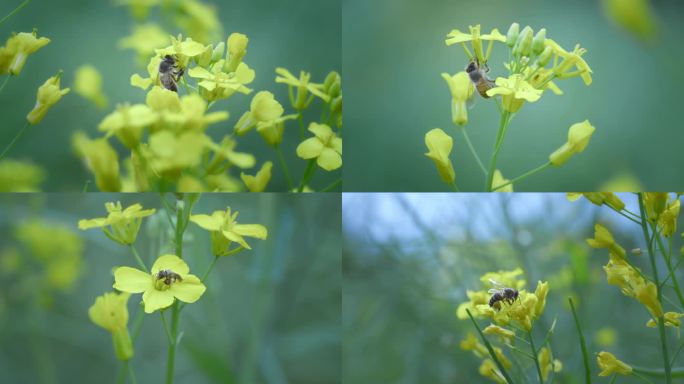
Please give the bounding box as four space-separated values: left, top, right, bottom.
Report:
0 0 341 191
0 193 341 383
343 0 684 191
343 193 684 383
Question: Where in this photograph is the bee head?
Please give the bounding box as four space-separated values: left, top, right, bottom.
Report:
465 60 477 73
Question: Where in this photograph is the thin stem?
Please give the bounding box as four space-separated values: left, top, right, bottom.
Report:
527 330 544 384
449 181 460 192
297 160 316 192
320 178 342 192
0 121 31 161
631 372 656 384
506 344 536 360
274 144 294 190
465 309 515 384
160 312 173 345
201 256 219 282
491 162 552 191
116 361 128 384
0 75 10 94
637 193 671 384
128 363 137 384
0 0 30 25
653 228 684 309
298 113 305 140
569 298 591 384
632 366 684 378
165 197 185 384
459 127 487 176
486 110 511 191
671 339 684 367
129 245 148 272
608 374 617 384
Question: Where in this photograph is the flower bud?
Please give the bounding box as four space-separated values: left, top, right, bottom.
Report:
211 42 225 62
549 120 595 166
112 328 134 361
536 46 553 67
506 23 520 47
513 26 533 57
2 30 50 75
532 28 547 55
225 33 248 73
26 73 70 125
424 128 455 184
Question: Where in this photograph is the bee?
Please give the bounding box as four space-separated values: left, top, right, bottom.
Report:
487 279 519 311
158 55 184 92
156 269 183 285
465 58 496 99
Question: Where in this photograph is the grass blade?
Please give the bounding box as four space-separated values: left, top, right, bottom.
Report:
466 309 516 384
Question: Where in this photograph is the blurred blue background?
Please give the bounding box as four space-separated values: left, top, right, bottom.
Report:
342 0 684 191
0 0 340 191
0 193 341 383
343 193 683 383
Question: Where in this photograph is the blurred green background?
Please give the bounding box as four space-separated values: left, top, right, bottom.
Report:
0 193 341 383
343 0 684 191
0 0 340 191
343 193 683 383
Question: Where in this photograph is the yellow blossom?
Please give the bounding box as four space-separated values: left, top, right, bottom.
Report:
0 30 50 75
549 120 595 166
460 333 488 357
424 128 455 185
478 359 506 384
72 132 122 192
568 192 626 211
533 281 549 318
130 56 162 90
205 136 256 171
74 65 108 109
241 161 272 192
225 33 248 72
114 254 206 313
441 71 473 125
256 114 298 146
296 123 342 171
234 91 284 135
445 24 506 64
118 23 170 63
482 324 515 344
602 0 657 41
586 223 626 258
538 347 562 381
492 170 513 192
188 61 253 101
646 311 683 328
545 39 593 86
275 68 330 109
657 198 680 237
99 104 156 148
486 74 542 113
597 351 632 376
26 73 70 125
147 131 205 174
89 292 133 360
190 207 267 254
0 159 45 192
173 0 222 44
78 201 155 245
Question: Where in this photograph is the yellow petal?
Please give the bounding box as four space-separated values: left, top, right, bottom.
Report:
113 267 152 293
222 230 251 249
233 224 268 239
151 254 189 275
296 137 325 159
317 147 343 171
169 274 206 303
189 213 223 231
142 289 175 313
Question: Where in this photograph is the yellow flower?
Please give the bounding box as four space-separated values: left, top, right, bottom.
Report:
0 30 50 75
602 0 657 41
634 281 663 318
441 71 474 125
545 39 593 86
72 132 122 192
424 128 455 185
456 290 491 319
234 91 284 135
118 23 169 63
131 56 163 91
657 198 680 237
533 281 549 318
492 170 513 192
189 208 268 254
568 192 626 211
478 359 506 384
99 104 157 148
445 24 506 63
0 159 45 192
114 254 206 313
74 65 108 109
586 223 626 259
480 268 526 291
225 32 248 72
26 73 70 125
538 347 562 381
646 312 683 328
597 351 632 376
241 161 272 192
205 136 256 171
483 324 515 344
486 74 542 113
549 120 595 166
296 123 342 171
155 35 207 68
78 201 155 245
188 62 253 101
643 192 669 221
147 131 205 174
173 0 222 44
256 114 298 146
275 68 330 109
89 292 133 360
460 333 488 357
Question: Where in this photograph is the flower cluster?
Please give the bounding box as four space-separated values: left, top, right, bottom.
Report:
0 159 45 191
426 23 597 191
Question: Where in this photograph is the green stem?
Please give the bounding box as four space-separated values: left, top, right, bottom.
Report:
632 366 684 378
0 0 30 25
653 228 684 309
129 245 148 272
569 298 591 384
449 182 460 192
608 374 617 384
165 198 185 384
116 361 128 384
274 144 294 190
465 309 515 384
201 256 219 282
297 113 305 140
128 363 138 384
297 160 316 192
0 75 10 94
527 330 544 384
486 110 511 191
160 312 173 344
459 127 487 176
0 121 31 161
637 193 671 384
320 178 342 192
491 162 552 191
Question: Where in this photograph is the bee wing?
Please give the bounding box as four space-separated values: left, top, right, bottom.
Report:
487 288 501 294
467 94 477 109
488 279 506 289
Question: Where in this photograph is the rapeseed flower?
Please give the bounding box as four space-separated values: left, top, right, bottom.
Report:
78 201 155 245
89 292 133 360
424 128 455 185
597 351 632 376
190 207 267 255
26 73 70 125
549 120 595 166
241 161 272 192
74 65 108 109
486 74 542 113
296 123 342 171
0 30 50 75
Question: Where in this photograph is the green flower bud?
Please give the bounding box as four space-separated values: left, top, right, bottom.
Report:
532 28 547 55
506 23 520 47
112 328 134 361
513 26 533 57
536 46 553 67
211 42 225 63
